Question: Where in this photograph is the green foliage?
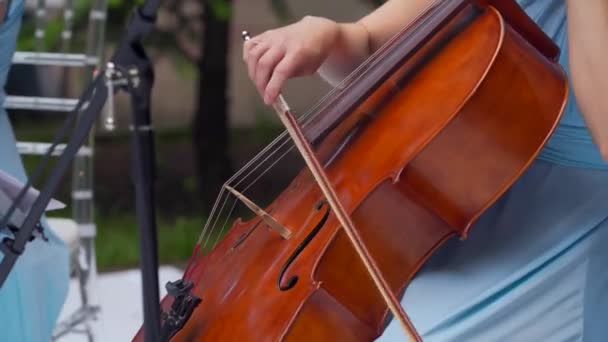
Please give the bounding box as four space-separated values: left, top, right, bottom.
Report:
171 51 197 79
107 0 141 9
106 0 143 13
251 107 283 144
44 207 208 271
208 0 231 21
270 0 292 23
107 0 123 8
16 20 60 50
16 0 94 51
183 176 198 194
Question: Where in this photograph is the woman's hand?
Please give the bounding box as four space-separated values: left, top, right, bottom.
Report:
243 16 340 105
243 0 433 105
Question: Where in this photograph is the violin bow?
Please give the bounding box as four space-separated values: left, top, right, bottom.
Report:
241 31 422 342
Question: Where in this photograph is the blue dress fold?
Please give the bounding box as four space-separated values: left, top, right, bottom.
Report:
378 160 608 341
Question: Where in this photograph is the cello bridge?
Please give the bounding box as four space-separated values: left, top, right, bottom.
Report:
225 185 292 239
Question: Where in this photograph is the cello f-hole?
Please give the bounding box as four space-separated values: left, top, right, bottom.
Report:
278 201 330 291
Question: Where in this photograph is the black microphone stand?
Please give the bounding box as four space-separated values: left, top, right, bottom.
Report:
110 6 162 341
0 3 166 341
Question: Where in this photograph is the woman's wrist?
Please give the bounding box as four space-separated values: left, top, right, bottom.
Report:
318 21 372 86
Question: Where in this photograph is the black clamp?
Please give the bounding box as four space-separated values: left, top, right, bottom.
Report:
5 222 48 242
160 278 202 341
0 221 48 257
0 237 23 258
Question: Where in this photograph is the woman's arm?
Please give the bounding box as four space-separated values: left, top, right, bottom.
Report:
319 0 433 85
565 0 608 159
242 0 432 104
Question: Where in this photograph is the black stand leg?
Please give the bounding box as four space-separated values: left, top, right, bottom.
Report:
110 7 162 342
127 66 161 342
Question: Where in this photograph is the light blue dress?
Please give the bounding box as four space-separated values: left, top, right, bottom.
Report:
379 1 608 341
0 0 70 340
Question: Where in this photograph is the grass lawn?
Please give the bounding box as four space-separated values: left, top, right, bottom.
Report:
42 205 212 272
92 213 205 271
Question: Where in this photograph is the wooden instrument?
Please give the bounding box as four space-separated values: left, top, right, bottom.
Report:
134 0 567 340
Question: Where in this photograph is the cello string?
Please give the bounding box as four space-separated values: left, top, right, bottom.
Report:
185 191 239 278
200 188 231 249
239 143 296 193
209 199 239 250
203 197 239 249
200 140 294 251
196 75 342 248
195 54 394 255
199 119 305 244
207 140 293 249
195 0 444 256
196 112 306 248
209 142 297 249
195 135 292 247
203 136 297 250
197 129 296 249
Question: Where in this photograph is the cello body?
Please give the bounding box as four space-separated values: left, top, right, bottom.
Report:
135 0 567 340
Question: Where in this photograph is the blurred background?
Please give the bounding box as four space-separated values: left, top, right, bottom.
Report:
6 0 384 340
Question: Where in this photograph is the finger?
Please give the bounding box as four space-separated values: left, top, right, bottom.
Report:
242 34 263 60
246 42 270 82
255 46 286 98
264 56 295 105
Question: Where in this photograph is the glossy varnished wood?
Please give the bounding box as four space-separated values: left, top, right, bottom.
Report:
134 1 567 341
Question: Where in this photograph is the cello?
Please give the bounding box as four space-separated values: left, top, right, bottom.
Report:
134 0 567 340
